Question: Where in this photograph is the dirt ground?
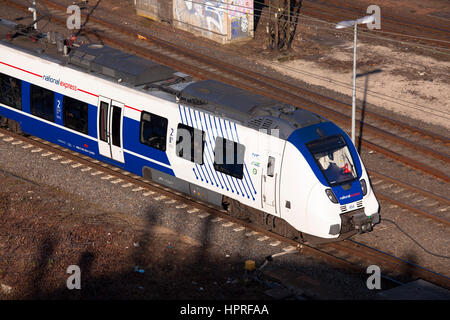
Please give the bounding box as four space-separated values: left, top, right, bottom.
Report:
0 171 270 299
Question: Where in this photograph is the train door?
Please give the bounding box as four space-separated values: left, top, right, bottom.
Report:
97 96 125 163
262 154 279 215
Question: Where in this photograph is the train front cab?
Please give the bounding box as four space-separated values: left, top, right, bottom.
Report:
280 122 380 243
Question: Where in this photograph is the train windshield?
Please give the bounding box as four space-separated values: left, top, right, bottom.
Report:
306 135 357 186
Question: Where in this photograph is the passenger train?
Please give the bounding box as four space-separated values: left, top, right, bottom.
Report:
0 19 379 243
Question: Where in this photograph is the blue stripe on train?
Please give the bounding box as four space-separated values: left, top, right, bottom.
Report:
0 79 174 177
122 117 170 166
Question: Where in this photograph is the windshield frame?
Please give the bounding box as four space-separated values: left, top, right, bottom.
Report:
306 134 358 187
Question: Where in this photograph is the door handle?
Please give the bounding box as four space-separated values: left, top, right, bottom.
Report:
274 173 277 214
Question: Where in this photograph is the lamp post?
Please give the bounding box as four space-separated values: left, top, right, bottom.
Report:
335 14 375 145
28 0 37 30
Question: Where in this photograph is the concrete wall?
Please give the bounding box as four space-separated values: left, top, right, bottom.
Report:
135 0 173 22
227 0 253 40
136 0 254 44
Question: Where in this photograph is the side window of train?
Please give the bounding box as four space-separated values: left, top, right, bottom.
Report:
0 73 22 110
140 111 168 152
267 156 275 177
30 84 54 122
213 137 245 180
63 96 89 135
176 123 205 165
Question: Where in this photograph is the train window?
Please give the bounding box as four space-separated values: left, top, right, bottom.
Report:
176 123 204 165
111 105 122 147
213 137 245 180
99 101 108 142
0 73 22 110
307 135 357 186
140 111 168 151
267 156 275 177
63 96 88 134
30 84 54 122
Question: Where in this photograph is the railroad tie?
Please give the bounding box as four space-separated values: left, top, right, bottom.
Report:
121 183 133 188
41 152 54 157
222 222 234 228
424 201 439 207
269 241 281 247
198 213 210 219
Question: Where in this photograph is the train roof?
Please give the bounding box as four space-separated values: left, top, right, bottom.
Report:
0 18 325 140
179 80 325 139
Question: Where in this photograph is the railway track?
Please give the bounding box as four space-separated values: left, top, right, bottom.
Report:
301 0 450 51
369 170 450 227
5 0 450 185
0 126 449 290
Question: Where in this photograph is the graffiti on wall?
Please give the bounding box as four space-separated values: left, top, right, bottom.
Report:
227 0 253 39
174 0 227 35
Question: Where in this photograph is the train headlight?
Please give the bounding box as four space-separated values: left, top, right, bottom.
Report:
360 179 367 196
325 188 338 203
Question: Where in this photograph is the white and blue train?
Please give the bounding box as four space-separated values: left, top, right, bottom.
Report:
0 19 379 243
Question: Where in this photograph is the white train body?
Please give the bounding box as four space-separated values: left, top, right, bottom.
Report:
0 20 379 241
